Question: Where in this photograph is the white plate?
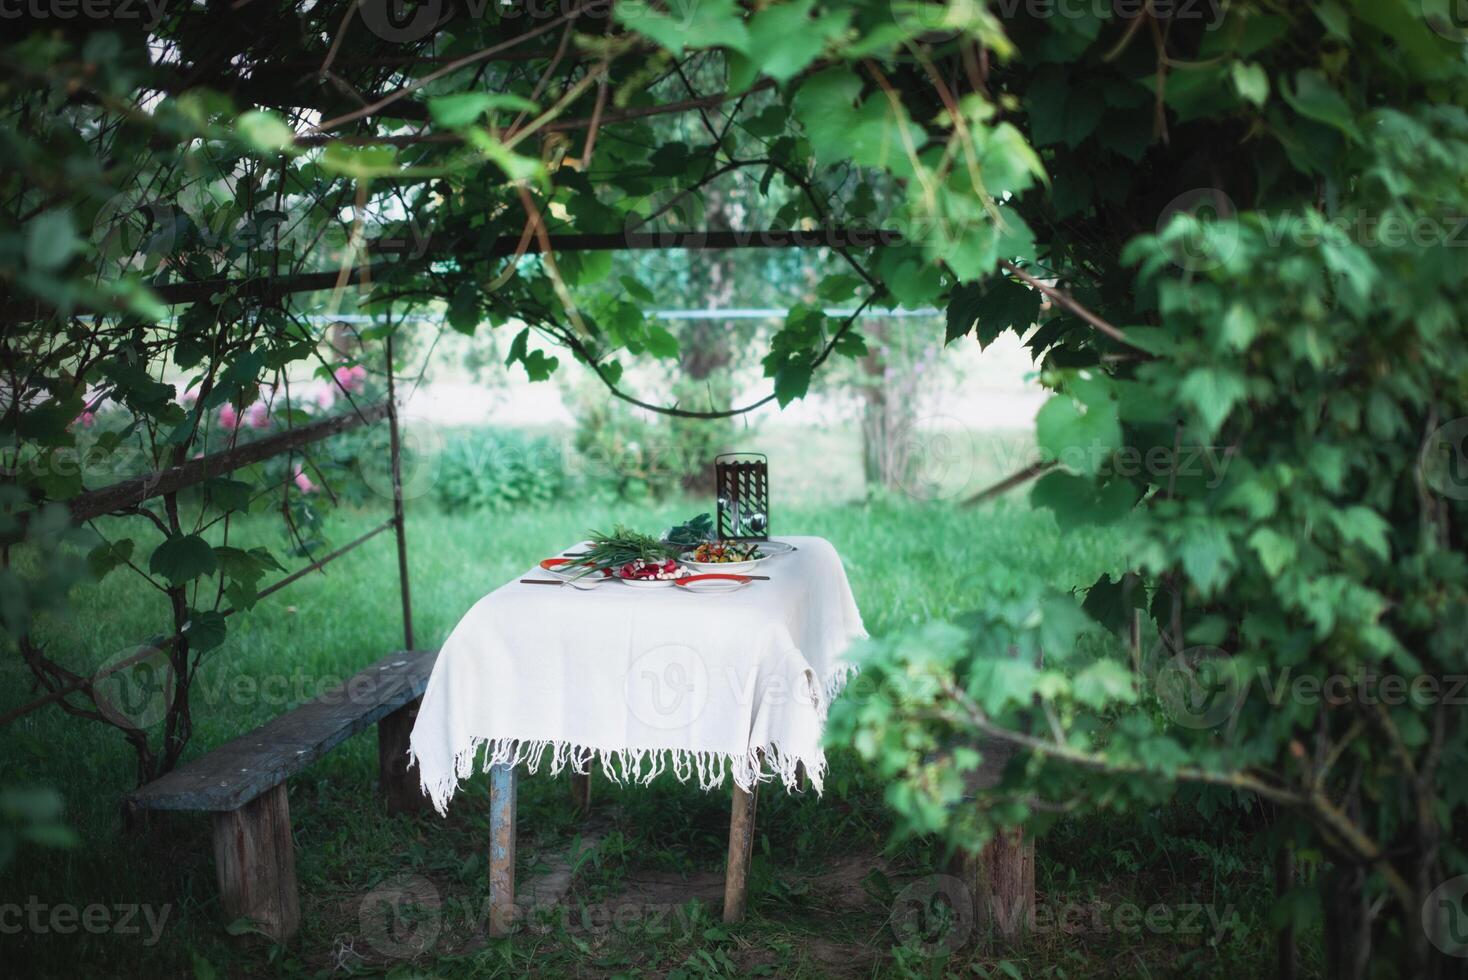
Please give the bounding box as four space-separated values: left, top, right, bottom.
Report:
756 540 797 556
675 574 753 594
617 576 683 588
681 552 771 575
539 558 611 585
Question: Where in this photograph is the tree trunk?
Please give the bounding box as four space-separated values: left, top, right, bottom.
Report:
1322 863 1371 980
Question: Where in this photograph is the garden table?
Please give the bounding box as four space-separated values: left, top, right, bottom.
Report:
408 536 867 934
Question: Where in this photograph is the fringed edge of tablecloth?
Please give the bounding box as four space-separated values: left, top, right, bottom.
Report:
411 661 863 817
822 660 860 714
414 736 826 816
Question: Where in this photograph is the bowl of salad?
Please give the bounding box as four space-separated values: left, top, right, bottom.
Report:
681 540 769 574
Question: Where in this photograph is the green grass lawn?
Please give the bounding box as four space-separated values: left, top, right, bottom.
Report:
1 486 1290 978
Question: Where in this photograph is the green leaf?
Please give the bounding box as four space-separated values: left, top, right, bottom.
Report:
448 283 479 334
619 276 656 305
183 608 228 652
833 330 868 357
1178 367 1247 436
149 534 218 586
1179 523 1236 595
87 538 135 580
616 0 751 55
1031 472 1138 529
1230 62 1270 107
792 70 921 175
203 479 253 515
505 327 529 368
465 131 546 182
1027 65 1105 148
429 92 538 128
1036 387 1120 476
729 0 848 89
521 349 558 382
26 210 79 273
1219 304 1258 351
644 325 679 359
1314 1 1351 40
1329 506 1392 561
946 277 1041 347
236 110 296 154
1282 71 1361 141
773 362 813 407
1248 527 1296 578
1073 659 1136 708
321 144 401 180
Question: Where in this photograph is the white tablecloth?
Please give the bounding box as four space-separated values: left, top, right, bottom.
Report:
409 536 866 814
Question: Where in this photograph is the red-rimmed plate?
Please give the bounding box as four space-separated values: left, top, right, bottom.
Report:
539 558 610 585
674 573 753 594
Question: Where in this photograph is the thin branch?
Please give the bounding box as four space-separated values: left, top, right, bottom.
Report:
306 3 599 135
999 260 1147 351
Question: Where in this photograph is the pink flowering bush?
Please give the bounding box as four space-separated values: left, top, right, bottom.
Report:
334 364 367 393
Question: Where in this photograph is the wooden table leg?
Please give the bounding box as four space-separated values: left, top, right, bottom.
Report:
488 763 517 937
723 782 758 923
570 771 591 813
378 697 430 814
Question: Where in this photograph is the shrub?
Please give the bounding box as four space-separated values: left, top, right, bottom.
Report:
431 427 569 512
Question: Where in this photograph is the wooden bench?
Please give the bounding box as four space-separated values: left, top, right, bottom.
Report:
128 649 437 941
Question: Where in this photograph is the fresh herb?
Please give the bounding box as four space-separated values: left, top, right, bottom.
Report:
663 512 715 548
577 524 682 577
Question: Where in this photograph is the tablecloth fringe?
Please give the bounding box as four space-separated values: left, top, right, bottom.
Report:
822 661 860 712
415 735 828 815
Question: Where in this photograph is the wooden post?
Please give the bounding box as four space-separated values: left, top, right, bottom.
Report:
956 827 1035 944
953 736 1035 946
570 771 591 813
1276 843 1297 980
377 699 429 814
723 783 758 923
488 763 517 937
384 332 415 652
210 783 299 941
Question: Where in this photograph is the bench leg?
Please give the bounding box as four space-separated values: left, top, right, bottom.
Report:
211 783 299 941
570 771 591 813
723 783 758 923
378 697 430 814
488 763 517 937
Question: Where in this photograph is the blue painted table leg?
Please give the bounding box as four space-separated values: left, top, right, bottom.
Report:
488 762 517 936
